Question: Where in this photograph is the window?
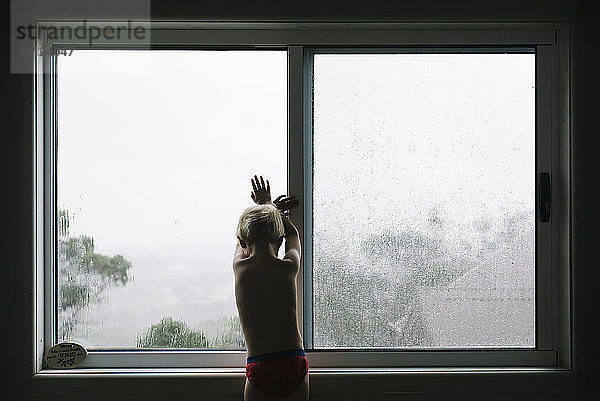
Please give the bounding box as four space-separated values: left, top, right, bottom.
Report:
311 52 535 349
34 23 568 379
55 50 287 350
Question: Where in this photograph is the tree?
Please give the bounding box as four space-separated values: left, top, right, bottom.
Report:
314 229 449 347
136 315 245 349
210 315 245 349
136 316 209 348
58 209 132 340
313 206 531 348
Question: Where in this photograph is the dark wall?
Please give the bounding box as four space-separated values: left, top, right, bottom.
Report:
5 1 598 400
150 0 585 21
570 0 599 392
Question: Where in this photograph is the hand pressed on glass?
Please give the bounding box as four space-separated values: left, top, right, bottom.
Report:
250 174 299 218
273 195 298 218
250 175 271 204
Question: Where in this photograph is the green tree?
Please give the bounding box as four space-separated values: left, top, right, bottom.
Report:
314 206 466 347
136 316 209 348
58 209 132 340
136 315 245 349
210 315 245 349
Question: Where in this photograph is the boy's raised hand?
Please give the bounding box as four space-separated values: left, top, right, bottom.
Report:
250 175 271 204
274 195 299 217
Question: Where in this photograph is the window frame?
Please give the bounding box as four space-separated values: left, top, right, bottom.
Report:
32 21 571 389
304 46 546 356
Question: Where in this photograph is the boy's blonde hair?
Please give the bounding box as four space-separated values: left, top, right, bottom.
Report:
237 204 284 246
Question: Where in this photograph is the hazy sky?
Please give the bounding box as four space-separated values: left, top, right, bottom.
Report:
58 50 288 257
59 51 534 256
313 53 535 249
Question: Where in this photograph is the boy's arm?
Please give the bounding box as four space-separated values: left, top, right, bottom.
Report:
282 217 301 266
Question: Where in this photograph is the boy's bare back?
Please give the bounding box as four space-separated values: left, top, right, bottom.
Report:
233 244 303 357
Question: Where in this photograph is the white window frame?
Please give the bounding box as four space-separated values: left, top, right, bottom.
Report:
32 21 571 396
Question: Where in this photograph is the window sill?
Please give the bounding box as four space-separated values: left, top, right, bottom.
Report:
27 367 576 398
36 366 569 376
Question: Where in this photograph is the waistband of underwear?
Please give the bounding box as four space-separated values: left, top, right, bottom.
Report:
246 349 305 364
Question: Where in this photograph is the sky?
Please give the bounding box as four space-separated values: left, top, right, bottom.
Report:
313 53 535 250
58 50 288 257
57 50 535 347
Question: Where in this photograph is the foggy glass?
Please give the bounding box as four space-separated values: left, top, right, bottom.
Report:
312 53 536 348
57 50 287 348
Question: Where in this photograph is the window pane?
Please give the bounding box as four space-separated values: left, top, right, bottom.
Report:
57 50 287 349
313 53 535 348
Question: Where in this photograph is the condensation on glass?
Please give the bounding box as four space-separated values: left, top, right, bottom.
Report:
56 50 287 348
312 53 536 348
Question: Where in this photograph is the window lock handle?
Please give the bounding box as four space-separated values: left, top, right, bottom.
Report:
539 172 551 222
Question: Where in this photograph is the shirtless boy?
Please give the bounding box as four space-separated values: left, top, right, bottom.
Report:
233 175 309 401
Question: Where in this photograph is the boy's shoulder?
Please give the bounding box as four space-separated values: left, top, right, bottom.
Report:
234 255 298 274
281 249 300 270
